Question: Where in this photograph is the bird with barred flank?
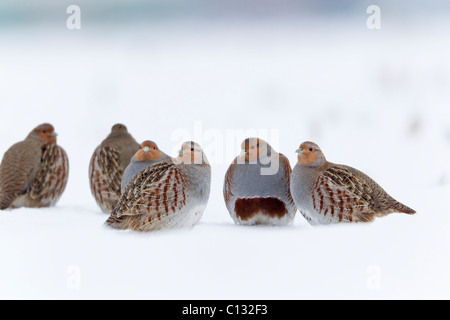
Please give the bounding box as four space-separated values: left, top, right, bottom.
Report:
290 141 416 225
106 141 211 232
121 140 168 193
0 123 69 210
89 124 140 213
224 138 296 226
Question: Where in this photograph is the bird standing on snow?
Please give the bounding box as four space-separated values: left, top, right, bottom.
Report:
106 141 211 232
89 124 140 213
0 123 69 210
121 140 168 193
290 141 416 224
224 138 296 226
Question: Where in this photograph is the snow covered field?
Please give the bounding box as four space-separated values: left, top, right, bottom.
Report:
1 17 450 299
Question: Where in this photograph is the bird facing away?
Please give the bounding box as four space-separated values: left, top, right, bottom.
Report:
89 124 140 213
0 123 69 210
224 138 296 226
121 140 168 193
290 141 416 225
106 141 211 232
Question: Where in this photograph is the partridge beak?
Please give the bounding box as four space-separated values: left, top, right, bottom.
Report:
239 150 247 157
143 146 150 152
295 148 303 154
178 149 184 156
51 132 58 137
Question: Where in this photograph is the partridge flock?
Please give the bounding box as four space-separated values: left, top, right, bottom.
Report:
0 123 415 232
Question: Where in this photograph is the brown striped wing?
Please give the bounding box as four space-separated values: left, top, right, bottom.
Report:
112 160 187 219
29 144 69 205
89 146 123 211
312 166 375 222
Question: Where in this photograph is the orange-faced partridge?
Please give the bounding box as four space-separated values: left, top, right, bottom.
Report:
0 123 69 210
121 140 168 193
89 124 140 213
106 141 211 232
224 138 296 226
290 141 416 224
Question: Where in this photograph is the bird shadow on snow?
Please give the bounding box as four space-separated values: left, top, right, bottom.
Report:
95 219 313 239
196 220 313 232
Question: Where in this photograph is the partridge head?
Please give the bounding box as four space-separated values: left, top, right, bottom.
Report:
237 137 271 163
295 141 327 167
176 141 209 165
121 140 168 192
27 123 58 145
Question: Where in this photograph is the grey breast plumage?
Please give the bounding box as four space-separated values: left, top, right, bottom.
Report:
224 153 296 226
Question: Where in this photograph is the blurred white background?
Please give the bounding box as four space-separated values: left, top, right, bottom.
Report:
0 0 449 300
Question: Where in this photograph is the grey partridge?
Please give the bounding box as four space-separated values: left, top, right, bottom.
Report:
106 141 211 232
290 141 416 224
89 124 139 213
0 123 69 210
224 138 296 226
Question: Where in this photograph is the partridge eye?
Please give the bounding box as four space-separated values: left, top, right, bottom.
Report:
42 131 46 134
309 148 313 152
191 148 195 152
153 147 157 150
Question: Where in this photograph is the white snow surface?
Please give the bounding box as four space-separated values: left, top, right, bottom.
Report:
1 19 450 299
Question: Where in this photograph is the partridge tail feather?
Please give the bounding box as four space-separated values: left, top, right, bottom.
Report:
393 202 416 215
105 206 130 229
105 215 127 229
